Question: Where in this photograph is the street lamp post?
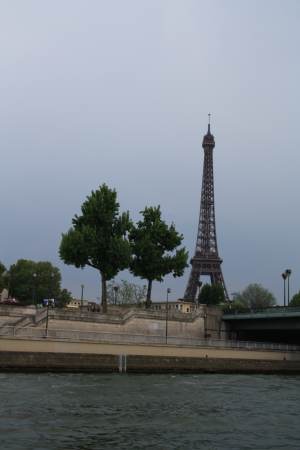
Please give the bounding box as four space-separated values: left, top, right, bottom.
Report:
282 272 287 307
165 288 171 344
32 272 37 306
81 284 84 309
45 272 55 337
286 269 292 305
45 299 49 337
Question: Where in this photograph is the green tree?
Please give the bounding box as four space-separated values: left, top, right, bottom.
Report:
56 288 73 308
289 291 300 307
0 261 6 275
129 206 188 308
198 283 225 305
107 280 147 305
232 283 276 310
8 259 61 304
0 262 7 292
59 184 132 313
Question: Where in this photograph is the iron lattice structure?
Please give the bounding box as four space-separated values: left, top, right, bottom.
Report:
184 123 229 301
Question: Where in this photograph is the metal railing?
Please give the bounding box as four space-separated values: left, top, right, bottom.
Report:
0 325 299 352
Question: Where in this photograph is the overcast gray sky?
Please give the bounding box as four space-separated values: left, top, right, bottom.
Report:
1 1 299 304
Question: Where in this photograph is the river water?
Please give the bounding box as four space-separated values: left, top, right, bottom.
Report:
0 373 300 450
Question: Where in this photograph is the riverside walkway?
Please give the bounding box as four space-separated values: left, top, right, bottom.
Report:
0 325 299 352
1 327 300 373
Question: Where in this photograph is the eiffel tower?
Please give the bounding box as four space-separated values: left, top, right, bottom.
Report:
184 117 229 301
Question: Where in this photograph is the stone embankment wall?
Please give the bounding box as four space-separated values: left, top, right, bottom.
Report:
47 306 226 340
49 314 203 339
0 304 226 340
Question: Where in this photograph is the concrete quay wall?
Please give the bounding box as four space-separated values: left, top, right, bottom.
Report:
1 337 300 373
1 351 300 374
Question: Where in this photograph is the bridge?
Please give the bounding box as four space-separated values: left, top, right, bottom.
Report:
223 307 300 345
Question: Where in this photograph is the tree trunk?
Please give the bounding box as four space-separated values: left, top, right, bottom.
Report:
146 279 152 309
101 272 107 313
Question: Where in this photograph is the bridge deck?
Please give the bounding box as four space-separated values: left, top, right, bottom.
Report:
223 306 300 321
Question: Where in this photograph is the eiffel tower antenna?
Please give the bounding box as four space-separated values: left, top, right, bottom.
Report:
184 119 229 301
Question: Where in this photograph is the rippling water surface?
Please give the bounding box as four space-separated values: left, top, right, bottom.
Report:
0 373 300 450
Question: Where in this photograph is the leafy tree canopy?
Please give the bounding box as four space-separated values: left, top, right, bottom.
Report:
0 262 6 275
107 280 147 305
7 259 61 305
289 291 300 307
59 184 132 312
231 283 276 310
129 206 188 307
198 283 225 306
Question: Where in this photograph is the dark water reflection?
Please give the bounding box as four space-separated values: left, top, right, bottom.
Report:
0 373 300 450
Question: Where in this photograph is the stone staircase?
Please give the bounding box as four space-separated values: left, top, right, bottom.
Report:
0 306 41 335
